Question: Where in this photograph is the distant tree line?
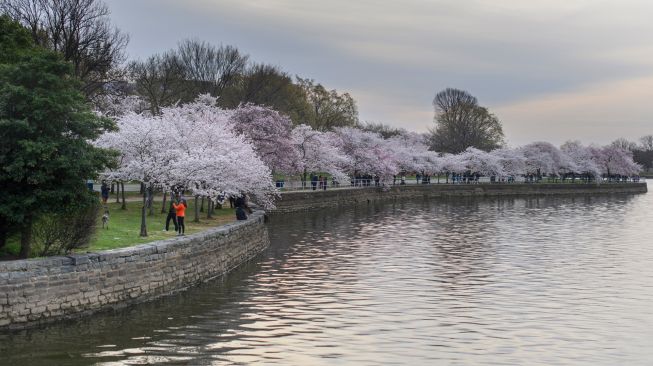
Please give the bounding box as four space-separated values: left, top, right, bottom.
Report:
1 0 359 132
2 0 650 261
123 40 358 130
0 0 504 152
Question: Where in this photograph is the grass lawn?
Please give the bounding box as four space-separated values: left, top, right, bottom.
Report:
0 198 236 258
91 199 236 251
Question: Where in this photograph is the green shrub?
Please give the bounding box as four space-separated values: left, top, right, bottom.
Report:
31 202 100 257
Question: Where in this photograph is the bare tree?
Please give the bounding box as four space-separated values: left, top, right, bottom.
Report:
610 137 637 151
129 40 250 115
128 52 186 115
221 63 312 124
357 121 406 139
639 135 653 151
176 39 248 97
433 87 478 114
1 0 129 97
429 88 504 153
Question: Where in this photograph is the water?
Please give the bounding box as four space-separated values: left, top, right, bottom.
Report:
1 189 652 365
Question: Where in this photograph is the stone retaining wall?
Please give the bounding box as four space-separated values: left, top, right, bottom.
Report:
270 183 648 213
0 211 269 330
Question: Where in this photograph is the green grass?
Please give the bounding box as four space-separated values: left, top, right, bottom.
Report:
0 198 236 258
91 199 235 251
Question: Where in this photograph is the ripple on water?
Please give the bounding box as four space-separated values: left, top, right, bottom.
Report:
1 192 653 365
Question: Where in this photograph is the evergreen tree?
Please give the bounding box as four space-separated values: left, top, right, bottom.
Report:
0 16 117 257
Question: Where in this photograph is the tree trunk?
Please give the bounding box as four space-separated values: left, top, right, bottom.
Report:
115 181 121 203
0 218 8 249
140 187 148 237
200 197 205 212
121 182 126 210
19 216 33 259
140 182 145 194
161 191 168 214
110 182 115 194
193 195 200 223
207 199 213 219
147 186 154 216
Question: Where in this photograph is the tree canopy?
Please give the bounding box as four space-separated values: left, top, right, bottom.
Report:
0 15 117 257
297 77 358 131
429 88 504 154
2 0 129 98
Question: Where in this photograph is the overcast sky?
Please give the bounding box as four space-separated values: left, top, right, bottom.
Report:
104 0 653 146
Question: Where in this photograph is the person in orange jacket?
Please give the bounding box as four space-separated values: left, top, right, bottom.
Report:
172 197 187 236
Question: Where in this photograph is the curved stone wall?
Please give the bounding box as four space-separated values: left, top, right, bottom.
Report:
270 183 648 213
0 183 646 329
0 211 269 330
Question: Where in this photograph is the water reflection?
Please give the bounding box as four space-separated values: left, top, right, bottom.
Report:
1 191 652 365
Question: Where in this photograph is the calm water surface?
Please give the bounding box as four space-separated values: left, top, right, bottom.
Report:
2 188 653 365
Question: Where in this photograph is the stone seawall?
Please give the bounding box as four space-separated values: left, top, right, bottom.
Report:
270 183 648 213
0 211 269 330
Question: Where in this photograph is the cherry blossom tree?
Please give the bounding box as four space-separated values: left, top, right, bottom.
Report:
98 95 276 236
386 133 432 174
489 148 527 179
230 104 299 174
592 145 641 179
96 112 174 236
291 124 350 184
435 153 459 183
457 147 503 177
519 142 570 179
158 96 276 202
332 127 399 182
560 141 601 179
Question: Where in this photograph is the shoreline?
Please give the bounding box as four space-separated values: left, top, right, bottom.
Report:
0 182 647 330
270 182 648 213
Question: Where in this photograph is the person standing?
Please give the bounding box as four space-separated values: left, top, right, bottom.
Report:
311 174 318 190
228 195 236 208
100 181 110 204
165 195 178 232
172 198 187 236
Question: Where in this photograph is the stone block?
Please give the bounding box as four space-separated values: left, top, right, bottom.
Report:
67 255 90 266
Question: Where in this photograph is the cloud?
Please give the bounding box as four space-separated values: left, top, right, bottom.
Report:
104 0 653 143
495 75 653 146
